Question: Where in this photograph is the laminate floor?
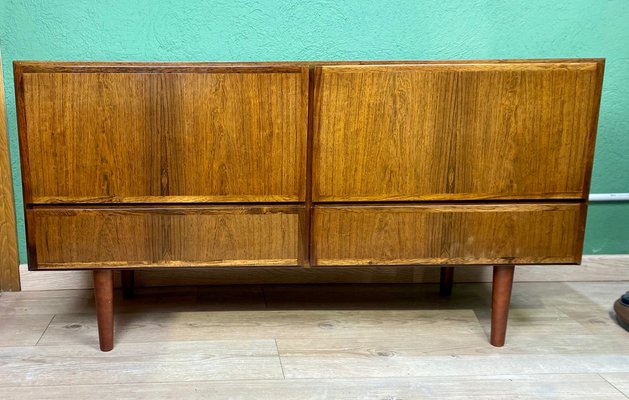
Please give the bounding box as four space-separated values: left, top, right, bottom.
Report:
1 281 628 399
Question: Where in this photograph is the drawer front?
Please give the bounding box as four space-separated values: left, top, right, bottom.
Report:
18 66 308 203
28 206 303 269
313 62 603 201
312 203 585 266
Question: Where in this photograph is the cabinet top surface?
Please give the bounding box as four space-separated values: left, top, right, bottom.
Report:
14 58 604 72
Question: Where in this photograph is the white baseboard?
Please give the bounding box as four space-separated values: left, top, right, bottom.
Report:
18 255 629 291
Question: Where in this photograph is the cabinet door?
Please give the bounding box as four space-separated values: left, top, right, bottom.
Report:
28 205 303 269
312 203 584 266
313 61 603 201
17 64 308 203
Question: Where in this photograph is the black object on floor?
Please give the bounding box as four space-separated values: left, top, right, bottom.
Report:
614 292 629 332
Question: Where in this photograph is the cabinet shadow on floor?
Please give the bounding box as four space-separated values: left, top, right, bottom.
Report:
103 281 615 341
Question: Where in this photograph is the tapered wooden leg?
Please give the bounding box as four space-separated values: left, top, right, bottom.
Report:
490 265 515 347
93 269 114 352
121 270 135 299
439 266 454 296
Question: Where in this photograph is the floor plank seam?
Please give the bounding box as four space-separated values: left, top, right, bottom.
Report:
599 374 629 399
0 380 297 390
0 376 297 389
34 314 55 346
275 339 286 379
270 372 629 382
0 373 620 388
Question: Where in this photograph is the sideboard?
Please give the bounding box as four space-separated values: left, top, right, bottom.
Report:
14 59 604 351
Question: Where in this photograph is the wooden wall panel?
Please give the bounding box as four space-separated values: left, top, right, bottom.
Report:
0 57 20 291
313 61 604 201
29 206 302 269
17 67 308 203
312 203 584 266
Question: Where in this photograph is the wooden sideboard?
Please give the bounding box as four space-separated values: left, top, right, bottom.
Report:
14 59 604 351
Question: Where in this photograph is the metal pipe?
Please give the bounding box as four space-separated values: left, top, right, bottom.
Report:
589 193 629 202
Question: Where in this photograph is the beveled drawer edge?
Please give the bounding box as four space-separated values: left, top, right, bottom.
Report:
315 257 580 267
28 203 305 213
30 195 306 204
36 259 301 270
313 192 586 202
313 202 583 212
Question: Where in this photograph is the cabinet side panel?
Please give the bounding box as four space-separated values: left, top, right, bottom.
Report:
313 62 602 201
312 203 583 265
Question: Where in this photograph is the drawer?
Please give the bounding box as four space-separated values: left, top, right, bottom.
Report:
313 62 602 201
18 65 308 203
312 203 585 266
27 206 304 269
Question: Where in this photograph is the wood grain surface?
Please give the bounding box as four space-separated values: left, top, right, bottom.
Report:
16 65 308 203
3 376 624 400
1 282 628 398
0 56 20 291
313 61 604 201
28 206 302 269
312 203 584 266
13 59 604 276
14 59 607 71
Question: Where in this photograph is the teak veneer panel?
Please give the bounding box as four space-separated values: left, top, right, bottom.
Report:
28 206 302 269
16 66 308 203
0 57 20 291
312 203 585 266
313 61 603 201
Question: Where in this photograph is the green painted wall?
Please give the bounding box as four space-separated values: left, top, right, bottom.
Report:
1 0 628 262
